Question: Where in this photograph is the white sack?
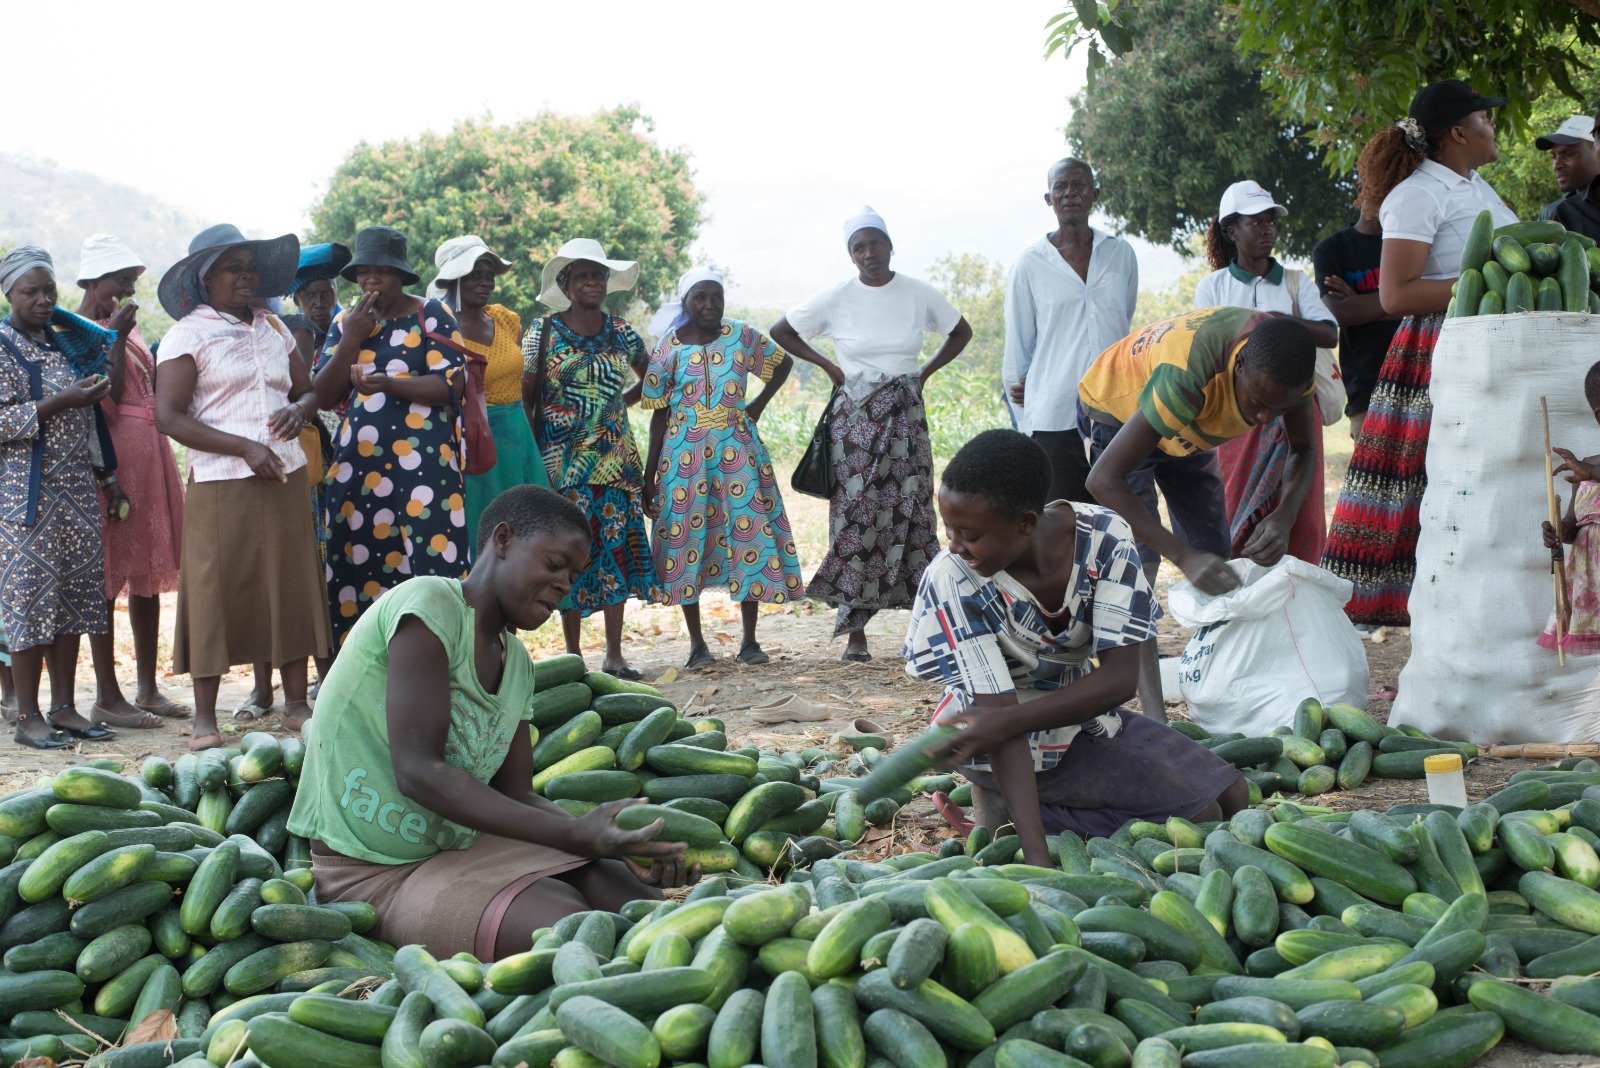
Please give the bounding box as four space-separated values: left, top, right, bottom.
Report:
1394 312 1600 743
1169 556 1369 737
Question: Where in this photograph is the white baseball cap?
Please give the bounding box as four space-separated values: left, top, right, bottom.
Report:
1536 115 1598 151
1218 180 1287 220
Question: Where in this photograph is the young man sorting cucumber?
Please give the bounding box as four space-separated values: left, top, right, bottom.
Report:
903 431 1248 865
1077 309 1319 716
289 486 695 960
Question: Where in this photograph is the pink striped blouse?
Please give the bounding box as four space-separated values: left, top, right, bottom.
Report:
155 305 306 483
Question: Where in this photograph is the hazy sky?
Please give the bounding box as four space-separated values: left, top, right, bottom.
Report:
4 0 1185 304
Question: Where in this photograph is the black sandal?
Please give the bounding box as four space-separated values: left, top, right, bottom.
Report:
48 704 116 741
14 712 70 750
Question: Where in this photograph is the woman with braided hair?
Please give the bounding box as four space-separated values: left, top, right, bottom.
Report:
1320 80 1517 627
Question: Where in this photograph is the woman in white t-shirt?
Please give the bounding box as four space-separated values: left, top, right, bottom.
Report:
1322 80 1518 628
770 207 973 661
1193 180 1339 565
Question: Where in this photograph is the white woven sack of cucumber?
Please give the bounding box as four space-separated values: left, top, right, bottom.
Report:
1395 311 1600 742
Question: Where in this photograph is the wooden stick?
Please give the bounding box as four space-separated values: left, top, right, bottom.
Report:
1487 743 1600 759
1542 396 1569 666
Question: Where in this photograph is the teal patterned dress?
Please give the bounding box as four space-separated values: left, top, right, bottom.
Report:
641 320 802 605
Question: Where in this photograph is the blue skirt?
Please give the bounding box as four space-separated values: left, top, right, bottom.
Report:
464 403 551 557
559 484 663 617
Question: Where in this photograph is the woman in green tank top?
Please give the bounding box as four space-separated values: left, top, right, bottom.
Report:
288 485 694 958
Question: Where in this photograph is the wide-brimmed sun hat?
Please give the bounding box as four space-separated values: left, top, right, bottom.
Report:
536 238 640 312
76 234 146 285
427 236 514 301
341 227 420 287
158 224 299 319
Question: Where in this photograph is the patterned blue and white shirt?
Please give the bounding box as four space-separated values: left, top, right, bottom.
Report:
902 502 1159 771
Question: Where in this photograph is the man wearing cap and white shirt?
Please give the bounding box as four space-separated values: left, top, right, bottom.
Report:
1542 112 1600 242
1002 158 1138 504
1537 114 1599 224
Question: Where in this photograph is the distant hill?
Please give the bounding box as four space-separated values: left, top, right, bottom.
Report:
0 155 211 278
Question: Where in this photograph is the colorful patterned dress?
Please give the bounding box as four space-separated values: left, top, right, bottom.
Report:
1541 480 1600 656
0 319 106 651
319 299 469 647
522 315 661 615
463 304 548 554
97 323 183 599
641 320 803 605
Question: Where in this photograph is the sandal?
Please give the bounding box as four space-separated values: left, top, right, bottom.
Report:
92 702 163 730
933 792 975 832
604 664 644 681
49 704 116 741
684 647 717 670
188 732 224 752
134 695 191 718
233 701 272 722
840 650 873 663
736 641 770 666
282 704 313 735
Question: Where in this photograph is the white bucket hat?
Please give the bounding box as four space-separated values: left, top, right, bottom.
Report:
426 236 514 302
1217 180 1287 219
537 238 640 312
76 234 146 285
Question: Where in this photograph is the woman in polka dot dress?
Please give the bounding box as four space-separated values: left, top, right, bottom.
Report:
314 228 469 649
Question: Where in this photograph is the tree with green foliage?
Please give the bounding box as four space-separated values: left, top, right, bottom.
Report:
309 108 702 317
924 252 1006 376
1063 0 1353 258
1049 0 1600 174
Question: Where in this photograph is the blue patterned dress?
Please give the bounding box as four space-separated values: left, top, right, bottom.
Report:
0 320 105 651
522 315 661 615
641 320 803 605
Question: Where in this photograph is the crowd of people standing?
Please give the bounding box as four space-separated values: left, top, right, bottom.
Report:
1 76 1595 759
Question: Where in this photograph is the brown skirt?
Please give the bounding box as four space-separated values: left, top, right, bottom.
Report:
310 834 591 959
172 472 332 677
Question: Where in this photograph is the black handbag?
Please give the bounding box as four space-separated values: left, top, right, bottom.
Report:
790 386 840 500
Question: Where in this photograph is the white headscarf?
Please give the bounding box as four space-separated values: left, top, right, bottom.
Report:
648 267 725 337
843 205 890 248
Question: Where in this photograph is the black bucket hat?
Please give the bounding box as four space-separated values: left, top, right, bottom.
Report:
341 227 420 287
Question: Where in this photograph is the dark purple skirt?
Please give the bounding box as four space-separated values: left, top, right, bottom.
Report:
960 709 1242 839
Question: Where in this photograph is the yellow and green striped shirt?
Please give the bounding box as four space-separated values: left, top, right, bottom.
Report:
1078 307 1269 457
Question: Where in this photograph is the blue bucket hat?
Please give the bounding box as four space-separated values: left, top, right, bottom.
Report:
157 223 300 319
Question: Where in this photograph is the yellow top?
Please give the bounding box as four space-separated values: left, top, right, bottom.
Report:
1423 752 1463 774
464 304 526 406
1078 306 1268 457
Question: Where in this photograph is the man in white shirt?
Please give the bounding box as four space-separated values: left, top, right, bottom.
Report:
1003 159 1138 503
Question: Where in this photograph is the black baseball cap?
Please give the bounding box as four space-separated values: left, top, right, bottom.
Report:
1409 79 1509 135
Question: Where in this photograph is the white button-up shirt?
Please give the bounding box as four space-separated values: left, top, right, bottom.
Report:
155 305 306 483
1002 230 1138 433
1380 159 1518 279
1192 260 1336 324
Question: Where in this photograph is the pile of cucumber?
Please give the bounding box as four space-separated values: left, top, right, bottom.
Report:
0 757 392 1066
1450 212 1600 317
128 769 1600 1068
1175 700 1480 803
528 656 951 876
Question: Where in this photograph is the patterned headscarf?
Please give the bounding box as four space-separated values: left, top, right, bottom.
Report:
0 246 54 296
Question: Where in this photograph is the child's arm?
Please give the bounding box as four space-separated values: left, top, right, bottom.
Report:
986 734 1051 867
